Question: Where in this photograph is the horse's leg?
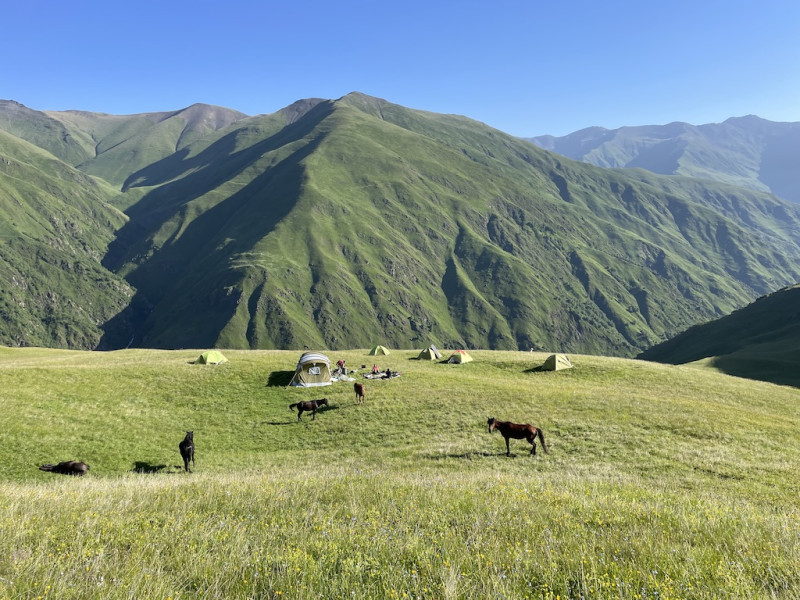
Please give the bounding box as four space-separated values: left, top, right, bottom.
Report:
528 433 537 455
505 436 511 456
297 409 303 421
312 408 316 420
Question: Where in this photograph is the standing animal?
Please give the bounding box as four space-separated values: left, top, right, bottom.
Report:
39 461 89 476
289 398 329 421
354 382 366 404
487 417 548 456
179 431 195 472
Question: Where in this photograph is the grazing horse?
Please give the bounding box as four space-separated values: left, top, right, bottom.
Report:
289 398 329 421
354 382 366 404
39 460 89 476
179 431 195 472
487 417 548 456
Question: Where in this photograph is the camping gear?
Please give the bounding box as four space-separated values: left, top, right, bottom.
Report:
447 350 473 364
368 345 390 355
541 353 573 371
195 350 228 365
417 346 441 360
289 352 333 387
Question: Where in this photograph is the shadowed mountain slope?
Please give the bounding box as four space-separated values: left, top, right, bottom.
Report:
638 284 800 387
0 130 133 348
527 116 800 203
3 94 800 355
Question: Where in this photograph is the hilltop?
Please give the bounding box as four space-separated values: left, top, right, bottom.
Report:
3 94 800 355
527 115 800 203
0 346 798 598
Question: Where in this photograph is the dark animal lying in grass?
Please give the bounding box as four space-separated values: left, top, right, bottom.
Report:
487 417 548 456
354 382 365 404
179 431 195 472
289 398 329 421
39 460 90 476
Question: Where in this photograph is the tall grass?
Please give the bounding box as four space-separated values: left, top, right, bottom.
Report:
1 347 799 598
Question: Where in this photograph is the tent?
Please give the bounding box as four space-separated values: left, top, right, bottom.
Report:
447 350 473 364
541 353 573 371
195 350 228 365
417 345 441 360
369 345 390 356
289 352 332 387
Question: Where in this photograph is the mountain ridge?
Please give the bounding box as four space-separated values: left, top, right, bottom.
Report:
3 94 800 356
526 115 800 203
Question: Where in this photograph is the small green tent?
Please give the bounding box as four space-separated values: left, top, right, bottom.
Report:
541 353 572 371
369 345 390 356
447 350 473 364
196 350 228 365
417 346 441 360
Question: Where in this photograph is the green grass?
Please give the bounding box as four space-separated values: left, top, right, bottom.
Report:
1 347 799 598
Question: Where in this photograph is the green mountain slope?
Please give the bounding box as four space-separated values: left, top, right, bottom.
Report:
95 93 800 355
638 284 800 386
4 94 800 355
528 116 800 203
0 130 133 348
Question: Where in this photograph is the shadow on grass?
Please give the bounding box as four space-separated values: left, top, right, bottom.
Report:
131 461 170 473
266 371 295 387
425 451 501 460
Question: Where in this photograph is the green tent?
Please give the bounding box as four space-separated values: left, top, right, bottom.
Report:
541 353 573 371
417 346 440 360
369 345 390 356
447 350 473 364
196 350 228 365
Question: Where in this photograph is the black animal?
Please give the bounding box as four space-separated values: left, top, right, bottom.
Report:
354 382 366 404
289 398 329 421
39 460 90 476
179 431 195 472
487 417 548 456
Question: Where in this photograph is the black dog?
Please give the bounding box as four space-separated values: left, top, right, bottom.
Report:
179 431 195 472
39 460 90 476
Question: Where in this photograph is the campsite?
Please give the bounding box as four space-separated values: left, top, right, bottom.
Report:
1 346 799 599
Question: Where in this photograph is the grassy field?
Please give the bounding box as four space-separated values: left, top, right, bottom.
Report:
1 347 799 599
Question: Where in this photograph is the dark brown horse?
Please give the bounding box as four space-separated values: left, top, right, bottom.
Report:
39 460 90 476
354 382 365 404
179 431 195 472
487 417 548 456
289 398 329 421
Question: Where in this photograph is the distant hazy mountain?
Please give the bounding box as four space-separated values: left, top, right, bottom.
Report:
3 94 800 355
639 284 800 387
527 116 800 203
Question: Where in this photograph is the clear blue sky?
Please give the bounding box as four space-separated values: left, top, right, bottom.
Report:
4 0 800 136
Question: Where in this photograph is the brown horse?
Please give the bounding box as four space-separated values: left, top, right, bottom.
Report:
179 431 195 472
39 460 90 476
354 382 365 404
289 398 329 421
487 417 548 456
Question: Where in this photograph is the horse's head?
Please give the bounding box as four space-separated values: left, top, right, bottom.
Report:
487 417 496 433
319 398 329 406
185 431 194 442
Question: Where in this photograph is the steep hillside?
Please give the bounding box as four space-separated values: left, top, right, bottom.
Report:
4 94 800 354
639 284 800 387
527 116 800 203
97 93 800 355
0 130 133 348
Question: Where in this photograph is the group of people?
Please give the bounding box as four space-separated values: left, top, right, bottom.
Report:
335 359 396 379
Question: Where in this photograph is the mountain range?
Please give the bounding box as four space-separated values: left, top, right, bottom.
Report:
3 94 800 356
527 116 800 203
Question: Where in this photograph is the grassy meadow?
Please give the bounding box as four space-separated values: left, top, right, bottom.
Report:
1 346 799 599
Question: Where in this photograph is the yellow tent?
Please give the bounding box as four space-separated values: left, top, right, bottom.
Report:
369 345 390 355
195 350 228 365
541 353 573 371
447 350 473 364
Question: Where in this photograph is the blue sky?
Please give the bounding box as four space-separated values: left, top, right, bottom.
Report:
4 0 800 136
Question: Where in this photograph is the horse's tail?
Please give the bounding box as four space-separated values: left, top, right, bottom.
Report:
537 428 548 454
288 403 298 412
